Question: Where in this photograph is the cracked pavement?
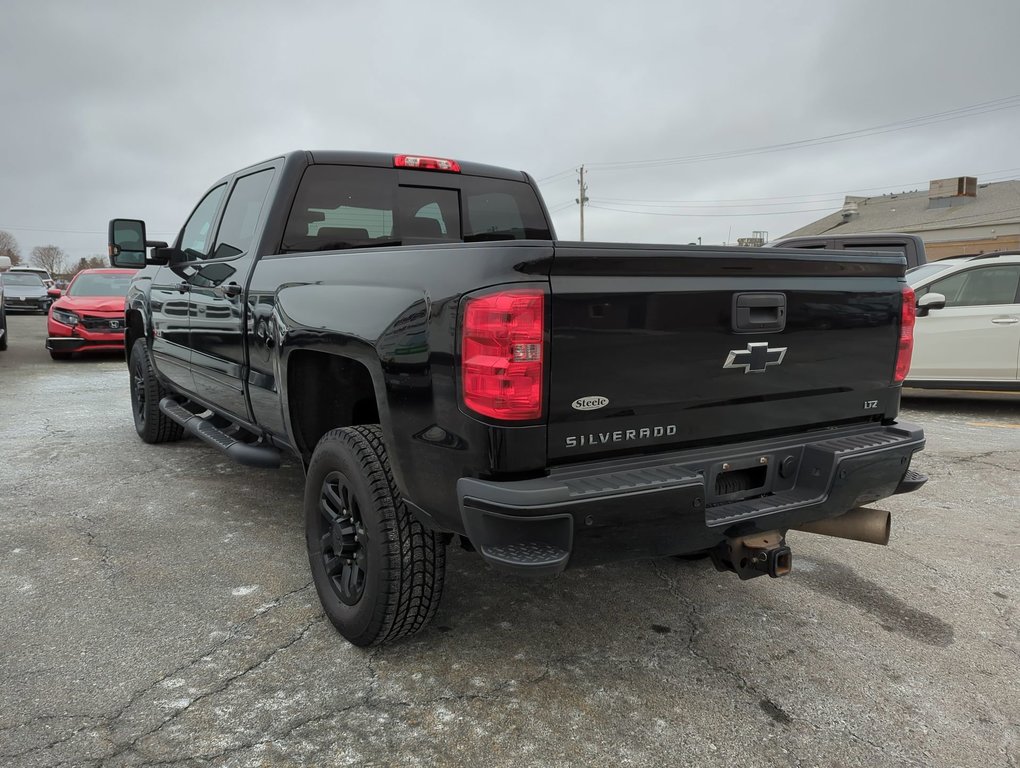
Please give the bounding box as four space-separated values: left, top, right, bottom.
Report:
1 314 1018 767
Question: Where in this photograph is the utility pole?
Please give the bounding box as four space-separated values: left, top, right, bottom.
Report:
576 165 588 241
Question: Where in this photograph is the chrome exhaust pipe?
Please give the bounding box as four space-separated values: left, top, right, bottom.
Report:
793 507 891 546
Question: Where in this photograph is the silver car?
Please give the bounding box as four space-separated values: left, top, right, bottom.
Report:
1 271 52 313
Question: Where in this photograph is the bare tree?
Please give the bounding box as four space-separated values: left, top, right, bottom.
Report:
70 255 110 276
31 245 69 277
0 230 21 266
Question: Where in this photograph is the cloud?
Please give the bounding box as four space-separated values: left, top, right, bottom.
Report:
0 0 1018 257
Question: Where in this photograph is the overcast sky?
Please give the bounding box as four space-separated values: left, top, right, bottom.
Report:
1 0 1019 262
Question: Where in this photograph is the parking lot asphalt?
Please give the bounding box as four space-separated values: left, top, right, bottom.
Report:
0 312 1017 768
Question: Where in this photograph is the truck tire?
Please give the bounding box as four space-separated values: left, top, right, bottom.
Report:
49 349 72 360
0 307 7 351
305 425 446 646
128 341 185 444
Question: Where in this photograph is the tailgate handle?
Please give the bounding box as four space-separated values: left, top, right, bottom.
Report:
733 293 786 333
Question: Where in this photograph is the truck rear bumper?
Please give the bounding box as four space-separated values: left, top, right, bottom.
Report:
457 422 925 576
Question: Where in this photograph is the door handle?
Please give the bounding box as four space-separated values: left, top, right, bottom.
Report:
991 317 1019 325
221 283 242 298
175 282 190 293
732 293 787 333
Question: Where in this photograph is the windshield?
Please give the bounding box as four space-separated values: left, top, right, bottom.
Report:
67 273 133 297
906 261 961 286
2 272 45 287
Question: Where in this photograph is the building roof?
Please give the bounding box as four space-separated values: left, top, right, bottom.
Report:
782 179 1020 238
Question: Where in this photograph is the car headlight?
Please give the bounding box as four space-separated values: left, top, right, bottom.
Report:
52 309 79 327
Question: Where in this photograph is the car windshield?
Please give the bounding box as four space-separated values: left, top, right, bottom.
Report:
67 273 133 297
907 261 961 286
2 272 45 287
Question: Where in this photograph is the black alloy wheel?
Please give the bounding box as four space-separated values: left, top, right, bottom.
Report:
128 341 185 443
305 425 446 646
315 471 369 605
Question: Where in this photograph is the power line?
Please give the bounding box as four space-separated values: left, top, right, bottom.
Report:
587 203 838 218
594 166 1020 206
587 202 1020 225
546 200 576 213
592 197 846 210
535 167 576 183
585 95 1020 171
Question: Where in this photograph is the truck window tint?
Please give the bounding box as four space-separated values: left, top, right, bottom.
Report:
466 192 525 239
280 165 551 253
310 207 393 239
459 176 551 242
282 166 398 252
212 169 275 260
180 184 228 260
398 187 460 242
413 202 448 235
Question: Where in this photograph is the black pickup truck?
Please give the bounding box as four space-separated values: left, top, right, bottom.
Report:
109 151 926 646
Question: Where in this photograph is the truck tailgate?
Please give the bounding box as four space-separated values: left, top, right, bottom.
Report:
547 244 907 462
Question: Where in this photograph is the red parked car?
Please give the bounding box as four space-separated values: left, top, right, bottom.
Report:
47 268 136 360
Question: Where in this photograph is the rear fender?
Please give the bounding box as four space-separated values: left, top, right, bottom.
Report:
275 283 429 489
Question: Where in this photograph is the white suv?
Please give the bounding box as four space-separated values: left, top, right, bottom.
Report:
906 251 1020 390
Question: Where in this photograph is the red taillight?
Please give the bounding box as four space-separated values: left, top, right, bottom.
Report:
894 285 916 382
461 289 544 420
393 154 461 173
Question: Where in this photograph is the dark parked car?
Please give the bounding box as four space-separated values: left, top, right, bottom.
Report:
1 271 52 313
0 277 7 352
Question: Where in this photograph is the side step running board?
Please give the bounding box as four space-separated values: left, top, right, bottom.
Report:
159 397 281 469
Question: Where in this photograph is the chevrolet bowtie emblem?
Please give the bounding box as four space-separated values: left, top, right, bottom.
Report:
723 342 787 374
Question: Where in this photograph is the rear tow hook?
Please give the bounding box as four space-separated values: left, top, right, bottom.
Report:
710 531 792 580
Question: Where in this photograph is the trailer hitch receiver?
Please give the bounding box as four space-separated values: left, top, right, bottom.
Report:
711 531 792 580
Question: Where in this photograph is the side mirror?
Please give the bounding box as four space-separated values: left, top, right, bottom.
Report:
47 287 62 298
108 219 148 268
917 292 946 317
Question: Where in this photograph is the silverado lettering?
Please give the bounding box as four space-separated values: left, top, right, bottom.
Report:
565 425 678 447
